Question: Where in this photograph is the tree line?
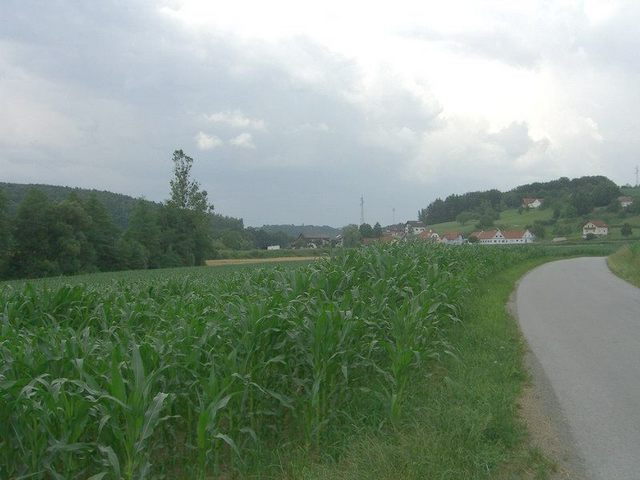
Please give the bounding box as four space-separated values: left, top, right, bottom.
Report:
0 150 293 280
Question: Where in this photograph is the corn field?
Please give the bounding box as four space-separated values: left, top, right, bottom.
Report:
0 243 543 479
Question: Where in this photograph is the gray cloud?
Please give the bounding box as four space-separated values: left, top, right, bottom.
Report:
1 1 639 226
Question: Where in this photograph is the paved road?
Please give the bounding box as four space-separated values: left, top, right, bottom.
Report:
517 257 640 480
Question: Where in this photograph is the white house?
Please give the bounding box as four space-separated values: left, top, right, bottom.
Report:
582 221 608 238
471 229 535 245
618 196 634 208
440 232 465 245
405 221 427 235
522 197 544 209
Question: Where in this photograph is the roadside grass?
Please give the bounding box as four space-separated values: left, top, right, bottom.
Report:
607 242 640 288
285 258 555 480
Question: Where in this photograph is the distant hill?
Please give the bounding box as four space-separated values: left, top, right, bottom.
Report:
0 182 244 232
261 224 342 238
419 175 621 225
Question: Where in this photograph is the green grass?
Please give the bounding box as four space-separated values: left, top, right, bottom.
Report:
429 208 553 235
607 242 640 288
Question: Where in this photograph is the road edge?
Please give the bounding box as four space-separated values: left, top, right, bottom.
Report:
508 264 588 480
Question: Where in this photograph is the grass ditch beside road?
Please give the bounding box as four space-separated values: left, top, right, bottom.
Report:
607 242 640 288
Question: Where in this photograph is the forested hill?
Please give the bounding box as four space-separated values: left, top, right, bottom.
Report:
0 182 244 231
261 224 342 237
419 175 622 224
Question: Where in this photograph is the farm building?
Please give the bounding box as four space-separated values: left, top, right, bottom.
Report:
522 197 544 209
293 234 332 249
440 232 465 245
471 229 535 245
416 229 440 241
582 221 608 238
618 196 634 208
404 221 427 235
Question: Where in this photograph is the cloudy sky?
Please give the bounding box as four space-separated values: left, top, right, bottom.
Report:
1 0 639 226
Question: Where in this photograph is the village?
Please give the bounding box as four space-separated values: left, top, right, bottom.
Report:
290 195 630 249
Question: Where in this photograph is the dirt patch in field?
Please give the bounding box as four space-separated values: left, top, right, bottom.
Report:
205 256 321 266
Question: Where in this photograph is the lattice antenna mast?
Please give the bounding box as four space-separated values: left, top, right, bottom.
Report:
360 195 365 225
392 207 396 224
636 165 639 187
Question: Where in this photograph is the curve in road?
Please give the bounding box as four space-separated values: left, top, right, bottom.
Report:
517 257 640 480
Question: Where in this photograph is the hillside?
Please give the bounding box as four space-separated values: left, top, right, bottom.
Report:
423 177 640 240
419 175 622 225
0 182 244 232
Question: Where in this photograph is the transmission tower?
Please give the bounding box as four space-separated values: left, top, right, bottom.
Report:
636 165 639 187
392 207 396 225
360 195 364 225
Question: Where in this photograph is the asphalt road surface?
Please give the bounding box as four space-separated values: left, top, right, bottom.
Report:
517 257 640 480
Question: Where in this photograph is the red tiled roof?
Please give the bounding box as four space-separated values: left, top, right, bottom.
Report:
472 230 500 240
585 220 608 228
417 230 438 240
618 196 633 202
502 230 527 239
442 232 463 240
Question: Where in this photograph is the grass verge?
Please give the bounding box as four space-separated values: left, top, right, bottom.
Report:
284 258 555 480
607 242 640 288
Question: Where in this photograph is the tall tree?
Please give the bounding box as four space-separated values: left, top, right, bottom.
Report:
84 194 120 271
168 150 213 213
50 196 96 275
162 150 214 266
126 201 162 267
372 222 383 238
9 189 57 278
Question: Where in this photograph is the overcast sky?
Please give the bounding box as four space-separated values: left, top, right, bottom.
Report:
2 0 639 226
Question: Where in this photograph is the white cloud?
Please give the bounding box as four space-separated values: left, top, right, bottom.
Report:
204 110 266 130
195 131 223 150
230 132 255 149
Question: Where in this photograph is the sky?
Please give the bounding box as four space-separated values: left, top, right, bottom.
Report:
1 0 639 227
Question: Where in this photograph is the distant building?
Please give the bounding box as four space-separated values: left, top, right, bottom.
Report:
522 197 544 209
404 220 427 235
293 234 332 249
471 229 535 245
416 229 440 241
386 224 406 238
582 221 608 238
440 232 465 245
618 196 634 208
266 245 281 250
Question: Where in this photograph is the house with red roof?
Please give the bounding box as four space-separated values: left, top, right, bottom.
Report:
440 232 465 245
416 229 440 241
470 229 535 245
582 220 608 238
522 197 544 209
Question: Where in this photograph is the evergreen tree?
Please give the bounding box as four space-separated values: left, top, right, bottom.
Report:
373 222 383 238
